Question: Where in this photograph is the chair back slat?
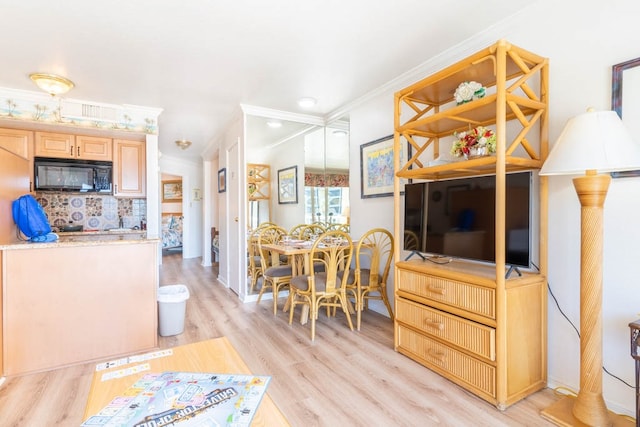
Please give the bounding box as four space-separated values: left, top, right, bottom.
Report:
300 224 326 241
357 228 394 287
309 230 352 293
289 223 307 239
258 225 288 271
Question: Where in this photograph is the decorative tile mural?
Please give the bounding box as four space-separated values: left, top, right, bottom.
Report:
36 193 146 231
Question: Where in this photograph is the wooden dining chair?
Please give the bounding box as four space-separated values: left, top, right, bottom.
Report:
256 225 293 315
289 223 307 239
247 225 269 293
344 228 394 330
288 230 354 341
326 223 349 233
299 223 325 241
404 229 419 251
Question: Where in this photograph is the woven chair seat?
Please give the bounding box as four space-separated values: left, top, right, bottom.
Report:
265 265 293 278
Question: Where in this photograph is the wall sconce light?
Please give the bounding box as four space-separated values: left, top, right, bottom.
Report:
29 73 75 96
175 139 192 150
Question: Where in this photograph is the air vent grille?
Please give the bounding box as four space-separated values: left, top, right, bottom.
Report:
62 103 118 122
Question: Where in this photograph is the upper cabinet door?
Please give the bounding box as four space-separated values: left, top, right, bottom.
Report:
113 139 146 197
35 132 75 159
76 135 112 161
35 132 113 161
0 128 33 160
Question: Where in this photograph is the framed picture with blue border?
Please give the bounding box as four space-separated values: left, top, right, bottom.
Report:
218 168 226 193
277 165 297 204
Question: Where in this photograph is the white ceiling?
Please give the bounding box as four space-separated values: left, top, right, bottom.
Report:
0 1 532 161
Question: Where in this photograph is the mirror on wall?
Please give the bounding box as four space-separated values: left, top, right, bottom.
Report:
304 123 350 226
244 113 350 296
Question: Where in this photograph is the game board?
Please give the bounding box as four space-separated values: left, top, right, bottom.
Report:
81 371 271 427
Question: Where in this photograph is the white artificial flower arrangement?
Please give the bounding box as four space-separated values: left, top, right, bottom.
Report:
454 81 486 105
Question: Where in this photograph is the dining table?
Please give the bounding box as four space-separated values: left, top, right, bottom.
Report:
261 239 357 320
261 240 316 277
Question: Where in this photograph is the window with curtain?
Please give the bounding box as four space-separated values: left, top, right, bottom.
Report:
304 171 349 224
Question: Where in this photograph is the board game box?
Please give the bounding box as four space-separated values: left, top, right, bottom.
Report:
81 371 271 427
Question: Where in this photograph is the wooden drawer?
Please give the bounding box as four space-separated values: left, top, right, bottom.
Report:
397 268 495 319
397 324 496 399
396 298 495 361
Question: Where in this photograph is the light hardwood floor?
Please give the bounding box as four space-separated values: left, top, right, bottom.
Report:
0 253 559 426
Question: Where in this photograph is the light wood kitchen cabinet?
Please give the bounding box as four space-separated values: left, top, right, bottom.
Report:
392 40 549 409
35 131 112 161
113 139 146 197
1 240 158 376
76 135 113 161
0 128 34 192
0 128 33 160
0 148 30 245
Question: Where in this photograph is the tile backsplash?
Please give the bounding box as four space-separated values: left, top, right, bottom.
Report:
36 193 146 231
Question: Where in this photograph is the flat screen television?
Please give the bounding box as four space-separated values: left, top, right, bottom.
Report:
403 172 532 268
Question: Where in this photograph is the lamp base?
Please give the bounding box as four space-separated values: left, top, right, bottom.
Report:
541 395 633 427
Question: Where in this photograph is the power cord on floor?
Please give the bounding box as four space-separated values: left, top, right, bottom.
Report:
540 260 634 390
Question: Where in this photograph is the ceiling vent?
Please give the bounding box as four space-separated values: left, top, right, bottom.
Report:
62 102 118 122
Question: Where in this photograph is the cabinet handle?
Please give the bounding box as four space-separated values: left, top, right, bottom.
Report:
427 348 446 364
77 146 80 157
425 319 444 330
70 146 73 156
427 285 445 295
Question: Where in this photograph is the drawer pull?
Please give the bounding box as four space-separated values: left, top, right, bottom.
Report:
425 319 444 330
427 348 446 364
427 285 445 295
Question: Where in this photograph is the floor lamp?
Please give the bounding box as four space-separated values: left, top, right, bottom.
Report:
540 109 640 427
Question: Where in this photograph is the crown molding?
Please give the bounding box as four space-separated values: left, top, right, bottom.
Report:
240 104 325 126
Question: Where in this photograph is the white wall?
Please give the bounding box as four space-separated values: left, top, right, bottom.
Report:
347 0 640 416
158 155 203 260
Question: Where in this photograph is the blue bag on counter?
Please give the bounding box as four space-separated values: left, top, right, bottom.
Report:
12 194 58 242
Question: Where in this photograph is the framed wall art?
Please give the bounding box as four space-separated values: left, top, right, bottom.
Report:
611 56 640 178
277 165 298 204
162 180 182 202
218 168 226 193
360 134 410 198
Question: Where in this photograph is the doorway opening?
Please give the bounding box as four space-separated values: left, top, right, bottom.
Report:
161 173 184 256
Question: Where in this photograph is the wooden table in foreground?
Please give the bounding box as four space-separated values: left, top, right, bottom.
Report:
83 337 289 426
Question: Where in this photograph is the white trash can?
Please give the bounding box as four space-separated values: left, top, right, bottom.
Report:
157 284 190 337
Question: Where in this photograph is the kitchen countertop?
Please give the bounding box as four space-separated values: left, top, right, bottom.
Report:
56 229 147 236
0 231 156 250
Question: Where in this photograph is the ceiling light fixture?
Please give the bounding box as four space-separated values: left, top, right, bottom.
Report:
297 97 317 109
29 73 75 96
266 120 282 128
175 139 192 150
332 129 348 137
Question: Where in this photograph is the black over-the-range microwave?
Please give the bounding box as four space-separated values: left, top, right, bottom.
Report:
34 157 113 193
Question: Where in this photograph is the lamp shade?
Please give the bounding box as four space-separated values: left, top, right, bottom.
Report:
540 109 640 176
